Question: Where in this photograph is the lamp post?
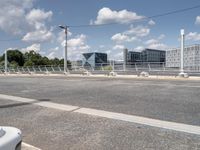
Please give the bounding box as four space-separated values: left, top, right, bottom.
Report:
59 25 68 74
5 49 7 74
179 29 188 78
180 29 184 74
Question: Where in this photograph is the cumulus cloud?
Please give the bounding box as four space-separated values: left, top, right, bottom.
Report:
195 16 200 25
134 46 144 52
145 39 158 45
113 45 125 50
158 34 165 40
21 43 41 53
125 25 150 37
57 30 72 44
148 20 155 26
0 0 34 35
26 9 53 25
111 33 137 43
144 34 167 50
66 34 90 60
22 29 54 42
147 43 167 49
186 32 200 41
92 7 144 25
111 25 149 45
0 0 54 43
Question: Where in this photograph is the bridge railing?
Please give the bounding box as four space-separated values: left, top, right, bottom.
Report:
0 62 200 76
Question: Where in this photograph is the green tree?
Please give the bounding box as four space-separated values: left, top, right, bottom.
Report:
2 50 24 66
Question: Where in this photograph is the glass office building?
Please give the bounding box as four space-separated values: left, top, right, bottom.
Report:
82 52 107 67
127 49 166 63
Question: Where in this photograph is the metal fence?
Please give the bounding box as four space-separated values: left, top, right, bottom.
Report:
1 62 200 76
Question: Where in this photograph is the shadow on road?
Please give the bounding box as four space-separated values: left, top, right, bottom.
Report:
0 99 50 109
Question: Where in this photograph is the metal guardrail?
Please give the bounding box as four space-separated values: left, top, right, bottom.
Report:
0 62 200 76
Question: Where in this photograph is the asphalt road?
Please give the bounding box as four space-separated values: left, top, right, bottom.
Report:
0 76 200 149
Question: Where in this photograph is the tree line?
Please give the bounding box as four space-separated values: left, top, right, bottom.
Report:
0 50 71 68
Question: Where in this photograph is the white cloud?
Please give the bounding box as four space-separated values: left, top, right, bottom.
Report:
147 43 167 50
66 34 90 60
145 39 158 45
57 30 72 44
186 32 200 41
111 33 137 43
158 34 165 40
26 9 53 25
47 52 56 59
99 45 105 48
92 7 144 25
144 34 167 50
0 0 34 35
0 0 54 44
21 43 41 53
125 25 150 37
51 47 59 52
113 45 125 50
22 29 53 42
195 16 200 25
111 25 149 44
148 20 155 26
134 46 144 52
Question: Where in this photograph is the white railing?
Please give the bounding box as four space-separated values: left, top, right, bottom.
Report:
0 62 200 76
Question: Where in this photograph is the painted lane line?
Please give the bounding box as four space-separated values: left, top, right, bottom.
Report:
36 101 79 111
22 142 41 150
1 94 200 135
74 108 200 135
0 94 79 112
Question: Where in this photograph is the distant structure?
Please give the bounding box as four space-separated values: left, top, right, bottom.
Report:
127 51 141 63
82 52 107 67
127 48 166 63
166 44 200 70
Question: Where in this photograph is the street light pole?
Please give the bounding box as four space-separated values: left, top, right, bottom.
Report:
5 49 7 74
59 25 68 74
178 29 188 78
180 29 184 74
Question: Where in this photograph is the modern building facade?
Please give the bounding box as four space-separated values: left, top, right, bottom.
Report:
141 49 166 62
166 44 200 69
127 51 141 63
127 48 166 63
82 52 107 67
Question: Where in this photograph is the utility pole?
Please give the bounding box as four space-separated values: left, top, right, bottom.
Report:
5 49 7 74
59 25 68 74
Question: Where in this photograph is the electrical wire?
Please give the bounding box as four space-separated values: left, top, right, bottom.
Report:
0 4 200 41
69 4 200 28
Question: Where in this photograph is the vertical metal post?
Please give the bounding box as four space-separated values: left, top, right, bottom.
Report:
180 29 184 73
123 48 128 71
64 27 68 73
5 50 7 74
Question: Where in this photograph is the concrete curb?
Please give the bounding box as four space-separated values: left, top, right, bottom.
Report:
0 73 200 81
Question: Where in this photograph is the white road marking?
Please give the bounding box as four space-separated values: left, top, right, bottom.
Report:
74 108 200 135
22 142 41 150
1 94 200 135
0 94 79 112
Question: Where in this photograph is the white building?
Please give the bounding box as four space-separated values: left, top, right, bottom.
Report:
166 44 200 70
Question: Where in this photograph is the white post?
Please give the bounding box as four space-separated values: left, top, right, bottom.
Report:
180 29 184 73
5 50 7 74
64 27 68 73
178 29 188 78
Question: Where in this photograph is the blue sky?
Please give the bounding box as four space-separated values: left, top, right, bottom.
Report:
0 0 200 60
